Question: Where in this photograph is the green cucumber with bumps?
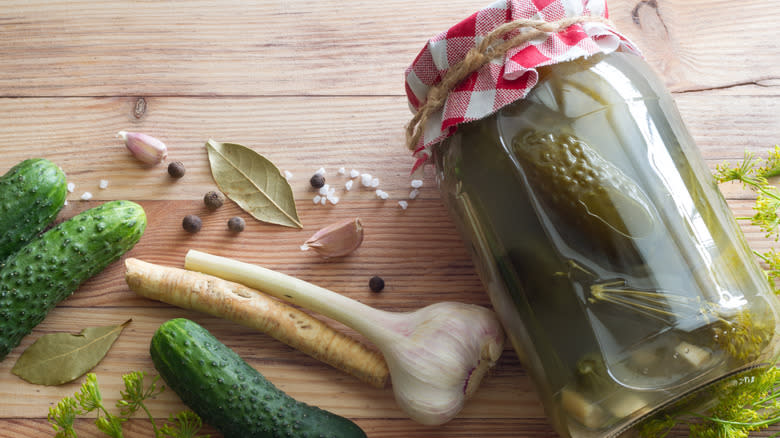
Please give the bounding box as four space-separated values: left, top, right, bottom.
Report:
150 318 367 438
0 158 68 266
0 200 146 360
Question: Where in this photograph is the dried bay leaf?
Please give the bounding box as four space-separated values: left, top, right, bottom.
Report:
206 139 303 228
11 319 131 386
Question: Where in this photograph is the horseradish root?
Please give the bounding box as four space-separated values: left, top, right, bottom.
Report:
124 258 389 389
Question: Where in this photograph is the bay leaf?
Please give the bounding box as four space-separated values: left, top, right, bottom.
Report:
206 139 303 228
11 319 131 386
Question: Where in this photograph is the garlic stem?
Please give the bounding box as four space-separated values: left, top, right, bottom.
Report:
185 250 395 340
184 249 505 426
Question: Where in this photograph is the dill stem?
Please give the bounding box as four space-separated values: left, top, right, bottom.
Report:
758 186 780 201
756 388 780 406
139 402 160 437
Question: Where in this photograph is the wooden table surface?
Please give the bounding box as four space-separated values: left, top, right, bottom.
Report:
0 1 778 437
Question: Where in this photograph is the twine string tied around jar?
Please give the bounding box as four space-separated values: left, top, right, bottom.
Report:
405 15 615 154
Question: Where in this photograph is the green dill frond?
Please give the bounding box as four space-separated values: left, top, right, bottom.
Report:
715 152 768 189
756 249 780 290
117 371 163 418
95 415 125 438
160 411 210 438
48 396 81 438
47 371 206 438
638 364 780 438
753 194 780 240
74 374 103 413
758 146 780 179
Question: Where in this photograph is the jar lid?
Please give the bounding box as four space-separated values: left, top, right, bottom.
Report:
404 0 640 171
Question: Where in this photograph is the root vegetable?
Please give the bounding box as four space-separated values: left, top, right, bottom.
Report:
124 258 389 389
184 249 505 426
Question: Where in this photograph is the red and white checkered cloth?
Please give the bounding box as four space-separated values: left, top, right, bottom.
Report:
405 0 639 171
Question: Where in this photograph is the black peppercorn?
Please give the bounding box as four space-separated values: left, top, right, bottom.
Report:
310 174 326 189
204 190 224 210
182 215 202 233
227 216 245 232
368 276 385 292
168 161 186 178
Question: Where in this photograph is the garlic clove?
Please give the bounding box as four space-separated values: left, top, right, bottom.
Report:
118 131 168 165
301 217 364 259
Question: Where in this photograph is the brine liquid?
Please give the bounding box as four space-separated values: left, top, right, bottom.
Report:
435 52 777 437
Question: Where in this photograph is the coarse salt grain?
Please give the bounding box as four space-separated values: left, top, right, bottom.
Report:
398 200 409 210
345 180 354 191
64 200 68 206
360 174 373 187
411 179 423 189
349 169 360 178
328 195 340 204
67 182 75 193
337 167 346 175
318 184 330 196
320 196 327 205
370 177 380 188
375 189 389 200
80 192 93 201
99 179 109 189
313 195 322 204
409 189 419 200
315 167 326 176
283 170 293 180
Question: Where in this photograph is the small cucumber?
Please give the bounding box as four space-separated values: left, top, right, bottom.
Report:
0 200 146 360
512 130 656 239
0 158 68 265
150 318 367 438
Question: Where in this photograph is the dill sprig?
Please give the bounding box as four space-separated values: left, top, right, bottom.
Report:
638 364 780 438
47 372 209 438
715 147 780 243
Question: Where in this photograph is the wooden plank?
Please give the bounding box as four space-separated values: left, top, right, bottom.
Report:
0 418 563 438
0 94 778 202
0 0 778 97
0 417 743 438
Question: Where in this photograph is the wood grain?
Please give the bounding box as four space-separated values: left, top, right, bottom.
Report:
0 0 778 437
1 0 778 97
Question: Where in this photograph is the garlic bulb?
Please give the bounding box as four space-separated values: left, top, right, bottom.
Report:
375 302 504 424
184 249 505 426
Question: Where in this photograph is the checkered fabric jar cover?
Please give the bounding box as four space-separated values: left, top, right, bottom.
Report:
404 0 640 170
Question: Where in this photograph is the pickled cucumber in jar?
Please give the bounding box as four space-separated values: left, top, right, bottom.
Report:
511 129 655 241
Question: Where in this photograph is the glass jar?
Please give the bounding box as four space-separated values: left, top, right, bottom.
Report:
433 50 780 437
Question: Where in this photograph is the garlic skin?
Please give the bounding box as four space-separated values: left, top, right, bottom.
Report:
301 217 363 258
118 131 168 165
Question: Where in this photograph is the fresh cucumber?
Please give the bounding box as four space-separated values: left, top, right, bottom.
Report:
0 200 146 360
150 318 367 438
0 158 67 265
